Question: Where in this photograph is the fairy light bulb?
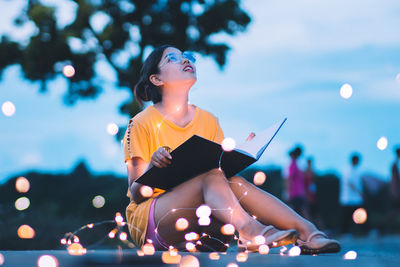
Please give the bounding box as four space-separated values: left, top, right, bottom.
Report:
1 101 16 117
343 250 357 260
119 232 128 241
37 255 58 267
115 212 124 224
143 243 155 255
221 224 235 235
236 252 248 262
60 238 67 245
254 235 265 245
258 244 270 254
353 208 367 224
175 218 189 231
140 186 153 197
63 65 75 78
377 136 388 151
253 171 266 186
195 205 211 218
340 83 353 99
288 246 301 256
184 232 199 241
87 224 94 228
67 243 86 255
221 137 236 152
15 197 30 211
15 177 30 193
209 252 220 260
106 123 119 136
162 251 181 264
179 255 199 267
17 225 35 239
185 242 196 251
198 216 211 226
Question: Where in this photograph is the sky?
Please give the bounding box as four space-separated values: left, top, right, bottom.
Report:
1 0 400 183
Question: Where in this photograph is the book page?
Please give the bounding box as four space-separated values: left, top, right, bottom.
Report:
235 118 287 159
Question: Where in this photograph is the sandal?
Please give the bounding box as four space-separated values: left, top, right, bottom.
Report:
238 225 298 252
296 231 341 255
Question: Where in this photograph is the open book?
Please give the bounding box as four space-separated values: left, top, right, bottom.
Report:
135 118 287 190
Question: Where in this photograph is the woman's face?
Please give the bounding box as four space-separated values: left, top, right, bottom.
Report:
156 47 197 88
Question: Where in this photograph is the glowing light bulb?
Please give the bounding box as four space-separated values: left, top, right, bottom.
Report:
236 252 248 262
377 136 388 151
162 251 181 264
209 252 220 260
0 253 4 265
106 123 119 136
140 186 153 197
119 232 128 241
343 250 357 260
259 244 270 254
143 243 155 255
63 65 75 78
254 235 266 245
353 208 367 224
87 224 94 228
108 231 116 238
115 212 124 223
1 101 16 117
221 224 235 235
253 171 266 186
17 225 35 239
288 246 301 256
15 197 30 211
196 205 211 218
37 255 58 267
92 195 105 208
175 218 189 231
221 137 236 152
67 243 87 255
340 83 353 99
185 242 196 251
198 216 211 226
73 236 79 243
60 238 67 245
226 263 238 267
15 176 30 193
179 255 199 267
185 232 199 241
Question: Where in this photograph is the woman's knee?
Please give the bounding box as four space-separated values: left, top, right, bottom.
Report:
201 168 226 182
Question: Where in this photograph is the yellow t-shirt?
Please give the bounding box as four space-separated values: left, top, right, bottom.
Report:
123 104 224 247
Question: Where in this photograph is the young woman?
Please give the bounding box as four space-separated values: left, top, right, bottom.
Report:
123 45 340 254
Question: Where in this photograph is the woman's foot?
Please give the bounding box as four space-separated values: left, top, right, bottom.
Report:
238 225 298 252
296 231 341 254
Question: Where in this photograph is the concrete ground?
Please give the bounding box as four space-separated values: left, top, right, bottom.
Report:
1 235 400 267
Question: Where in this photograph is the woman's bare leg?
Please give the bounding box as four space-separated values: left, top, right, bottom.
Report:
228 176 317 241
154 169 271 246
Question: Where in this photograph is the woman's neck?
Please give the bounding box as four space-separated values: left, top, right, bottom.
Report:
155 94 191 120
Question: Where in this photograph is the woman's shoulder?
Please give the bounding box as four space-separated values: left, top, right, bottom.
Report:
129 105 158 125
195 105 219 122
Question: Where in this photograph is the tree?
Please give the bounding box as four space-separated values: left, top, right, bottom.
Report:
0 0 251 120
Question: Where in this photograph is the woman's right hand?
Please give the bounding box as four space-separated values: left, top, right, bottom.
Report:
150 147 172 168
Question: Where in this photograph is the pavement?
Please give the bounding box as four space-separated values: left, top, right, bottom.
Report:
1 235 400 266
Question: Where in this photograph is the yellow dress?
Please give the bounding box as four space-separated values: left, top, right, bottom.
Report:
123 105 224 247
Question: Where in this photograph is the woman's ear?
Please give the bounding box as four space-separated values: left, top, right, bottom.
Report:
149 74 163 86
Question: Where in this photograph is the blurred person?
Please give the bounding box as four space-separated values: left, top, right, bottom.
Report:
285 146 311 220
339 153 364 235
390 146 400 210
303 157 320 224
123 45 340 254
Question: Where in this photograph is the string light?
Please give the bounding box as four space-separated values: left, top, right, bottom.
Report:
254 235 266 245
140 186 153 197
343 250 357 260
119 232 128 241
221 137 236 152
221 224 235 235
175 218 189 231
258 244 270 254
340 83 353 99
115 212 124 224
253 171 266 186
185 242 196 252
17 225 35 239
288 246 301 256
142 243 155 255
15 177 30 193
377 136 388 151
198 216 211 226
196 205 212 217
353 208 367 224
226 263 238 267
280 246 287 255
67 243 86 255
106 123 119 136
92 195 105 208
37 255 58 267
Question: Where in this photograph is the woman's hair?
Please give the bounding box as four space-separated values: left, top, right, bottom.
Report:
134 44 171 107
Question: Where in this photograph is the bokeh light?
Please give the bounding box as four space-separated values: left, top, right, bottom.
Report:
119 232 128 241
209 252 220 260
343 250 357 260
17 225 35 239
15 177 30 193
185 232 199 241
175 218 189 231
37 255 58 267
142 243 155 255
106 123 119 136
67 243 87 255
92 195 105 208
236 252 248 262
185 242 196 252
253 171 266 186
115 212 124 224
196 205 211 218
377 136 388 151
198 216 211 226
226 263 238 267
353 208 368 224
340 83 353 99
288 246 301 256
258 244 270 254
179 255 199 267
221 224 235 235
140 186 153 198
162 251 181 264
1 101 16 117
62 65 75 78
221 137 236 152
254 235 266 245
0 253 4 265
15 197 30 211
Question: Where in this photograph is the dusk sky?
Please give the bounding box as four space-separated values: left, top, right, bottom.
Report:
1 0 400 183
